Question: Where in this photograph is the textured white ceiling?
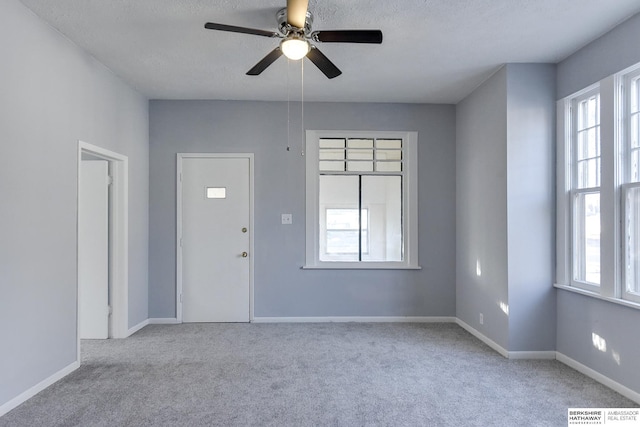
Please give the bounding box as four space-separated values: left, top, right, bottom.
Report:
18 0 640 103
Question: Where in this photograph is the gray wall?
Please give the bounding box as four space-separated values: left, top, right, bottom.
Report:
456 67 509 349
557 13 640 99
556 12 640 395
557 292 640 392
0 0 149 408
149 101 456 318
456 64 556 352
506 64 556 352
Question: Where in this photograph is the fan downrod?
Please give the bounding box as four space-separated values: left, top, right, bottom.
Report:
276 8 314 36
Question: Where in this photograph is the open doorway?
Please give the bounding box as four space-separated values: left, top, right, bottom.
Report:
77 141 128 359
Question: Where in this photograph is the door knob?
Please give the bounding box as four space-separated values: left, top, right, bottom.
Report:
242 252 248 258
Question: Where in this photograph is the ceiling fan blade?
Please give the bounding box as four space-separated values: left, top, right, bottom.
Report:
312 30 383 44
287 0 309 28
204 22 279 38
306 46 342 79
246 47 283 76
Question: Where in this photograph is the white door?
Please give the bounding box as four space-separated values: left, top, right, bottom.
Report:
78 160 109 339
181 157 251 322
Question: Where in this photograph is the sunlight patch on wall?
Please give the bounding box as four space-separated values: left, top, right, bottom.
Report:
592 333 607 352
612 350 621 366
498 301 509 316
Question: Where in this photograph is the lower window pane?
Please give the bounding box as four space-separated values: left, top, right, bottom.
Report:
326 230 369 254
574 192 600 285
319 175 402 262
319 176 359 261
361 175 402 262
625 186 640 295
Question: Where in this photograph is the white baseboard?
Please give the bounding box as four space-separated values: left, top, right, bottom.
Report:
556 352 640 405
455 321 640 401
0 361 80 417
127 319 149 336
251 316 457 324
508 351 557 360
455 319 510 358
456 320 559 360
148 318 180 324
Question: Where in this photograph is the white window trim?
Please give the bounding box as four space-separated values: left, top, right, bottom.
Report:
554 283 640 311
304 130 420 270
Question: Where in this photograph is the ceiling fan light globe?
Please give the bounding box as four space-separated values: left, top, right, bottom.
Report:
281 38 310 60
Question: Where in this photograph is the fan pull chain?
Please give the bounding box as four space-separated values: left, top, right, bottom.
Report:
286 59 291 152
301 59 305 157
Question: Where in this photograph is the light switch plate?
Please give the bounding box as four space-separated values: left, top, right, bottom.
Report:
281 214 292 225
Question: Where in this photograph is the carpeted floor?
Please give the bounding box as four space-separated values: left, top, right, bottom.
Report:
0 323 636 426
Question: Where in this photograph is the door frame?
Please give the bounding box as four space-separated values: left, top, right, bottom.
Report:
77 141 129 356
176 153 255 323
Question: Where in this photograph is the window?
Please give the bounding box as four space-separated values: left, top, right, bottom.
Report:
305 131 419 269
557 62 640 306
572 89 601 289
622 68 640 303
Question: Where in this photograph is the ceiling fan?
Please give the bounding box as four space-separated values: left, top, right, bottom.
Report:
204 0 383 79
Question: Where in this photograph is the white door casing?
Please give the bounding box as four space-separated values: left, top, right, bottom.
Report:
177 154 254 322
78 160 109 339
76 140 128 360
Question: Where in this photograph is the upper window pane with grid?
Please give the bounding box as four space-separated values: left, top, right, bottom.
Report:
630 75 640 183
319 138 403 173
576 94 601 188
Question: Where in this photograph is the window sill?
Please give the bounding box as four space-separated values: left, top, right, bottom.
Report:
554 283 640 311
302 264 422 270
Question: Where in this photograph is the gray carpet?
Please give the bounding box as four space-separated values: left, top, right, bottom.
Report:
0 323 636 426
